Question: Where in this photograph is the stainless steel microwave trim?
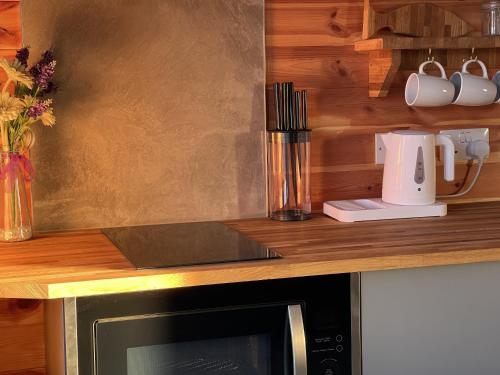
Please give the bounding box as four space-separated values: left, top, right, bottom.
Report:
351 272 362 375
44 298 79 375
288 304 308 375
64 298 79 375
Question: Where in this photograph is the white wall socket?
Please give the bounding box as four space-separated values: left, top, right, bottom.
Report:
439 128 489 161
375 128 490 164
374 133 386 164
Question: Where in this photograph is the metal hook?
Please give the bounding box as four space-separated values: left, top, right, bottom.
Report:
463 47 478 62
471 47 477 61
427 48 434 62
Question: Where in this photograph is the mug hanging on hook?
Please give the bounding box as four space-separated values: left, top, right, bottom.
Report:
451 57 496 106
405 57 454 107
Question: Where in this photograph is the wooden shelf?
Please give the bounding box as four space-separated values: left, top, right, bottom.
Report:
355 35 500 52
355 36 500 97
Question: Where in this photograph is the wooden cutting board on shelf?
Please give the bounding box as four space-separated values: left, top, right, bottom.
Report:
363 3 474 40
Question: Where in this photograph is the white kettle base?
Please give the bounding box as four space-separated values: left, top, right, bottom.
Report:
323 198 447 223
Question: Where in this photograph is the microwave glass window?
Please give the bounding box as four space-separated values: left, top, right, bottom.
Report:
94 305 287 375
127 334 271 375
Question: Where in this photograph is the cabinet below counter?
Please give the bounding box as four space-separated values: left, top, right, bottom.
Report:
0 202 500 299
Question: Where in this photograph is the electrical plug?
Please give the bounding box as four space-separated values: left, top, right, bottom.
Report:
466 140 490 161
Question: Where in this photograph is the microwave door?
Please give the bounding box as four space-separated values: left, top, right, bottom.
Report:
92 303 306 375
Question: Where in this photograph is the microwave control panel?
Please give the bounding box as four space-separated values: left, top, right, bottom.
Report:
309 330 350 375
306 299 352 375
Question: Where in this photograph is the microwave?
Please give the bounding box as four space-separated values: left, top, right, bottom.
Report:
46 273 361 375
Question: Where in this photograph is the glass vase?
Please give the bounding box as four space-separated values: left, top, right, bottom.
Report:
0 152 33 242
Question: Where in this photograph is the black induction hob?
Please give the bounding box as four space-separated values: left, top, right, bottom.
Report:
102 222 281 269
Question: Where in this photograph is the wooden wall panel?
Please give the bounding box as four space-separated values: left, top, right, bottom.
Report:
266 0 500 209
0 2 21 49
0 300 45 374
0 370 44 375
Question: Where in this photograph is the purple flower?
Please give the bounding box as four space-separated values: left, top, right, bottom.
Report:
44 81 58 95
29 50 56 90
27 101 48 119
15 47 29 67
41 50 55 65
30 61 55 90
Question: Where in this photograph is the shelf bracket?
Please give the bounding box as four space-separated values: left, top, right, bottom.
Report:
368 49 401 98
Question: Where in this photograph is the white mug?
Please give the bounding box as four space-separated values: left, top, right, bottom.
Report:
405 60 455 107
450 59 497 106
491 71 500 103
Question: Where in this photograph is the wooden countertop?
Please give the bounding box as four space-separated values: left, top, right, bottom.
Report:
1 202 500 299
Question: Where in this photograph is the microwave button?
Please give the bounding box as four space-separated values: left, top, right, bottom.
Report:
320 358 340 375
335 334 343 342
336 344 344 352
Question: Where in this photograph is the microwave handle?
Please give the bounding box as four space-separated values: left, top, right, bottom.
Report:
287 304 308 374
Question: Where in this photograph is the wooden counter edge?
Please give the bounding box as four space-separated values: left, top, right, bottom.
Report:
2 246 500 299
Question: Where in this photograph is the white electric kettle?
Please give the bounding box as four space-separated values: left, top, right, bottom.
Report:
381 130 455 205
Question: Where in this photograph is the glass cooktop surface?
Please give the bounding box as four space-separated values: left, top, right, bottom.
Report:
102 222 281 269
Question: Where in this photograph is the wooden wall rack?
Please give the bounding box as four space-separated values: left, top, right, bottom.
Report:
355 1 500 97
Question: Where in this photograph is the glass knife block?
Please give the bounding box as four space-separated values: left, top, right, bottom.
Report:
267 130 311 221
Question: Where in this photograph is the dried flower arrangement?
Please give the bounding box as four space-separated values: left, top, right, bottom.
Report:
0 47 56 153
0 47 57 241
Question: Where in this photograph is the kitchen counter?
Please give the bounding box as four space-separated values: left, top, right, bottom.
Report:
0 202 500 299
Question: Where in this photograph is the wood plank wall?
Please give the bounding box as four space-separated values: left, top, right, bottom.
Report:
0 3 44 375
0 300 45 375
266 0 500 209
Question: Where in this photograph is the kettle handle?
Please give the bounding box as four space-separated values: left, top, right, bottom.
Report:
436 134 455 182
